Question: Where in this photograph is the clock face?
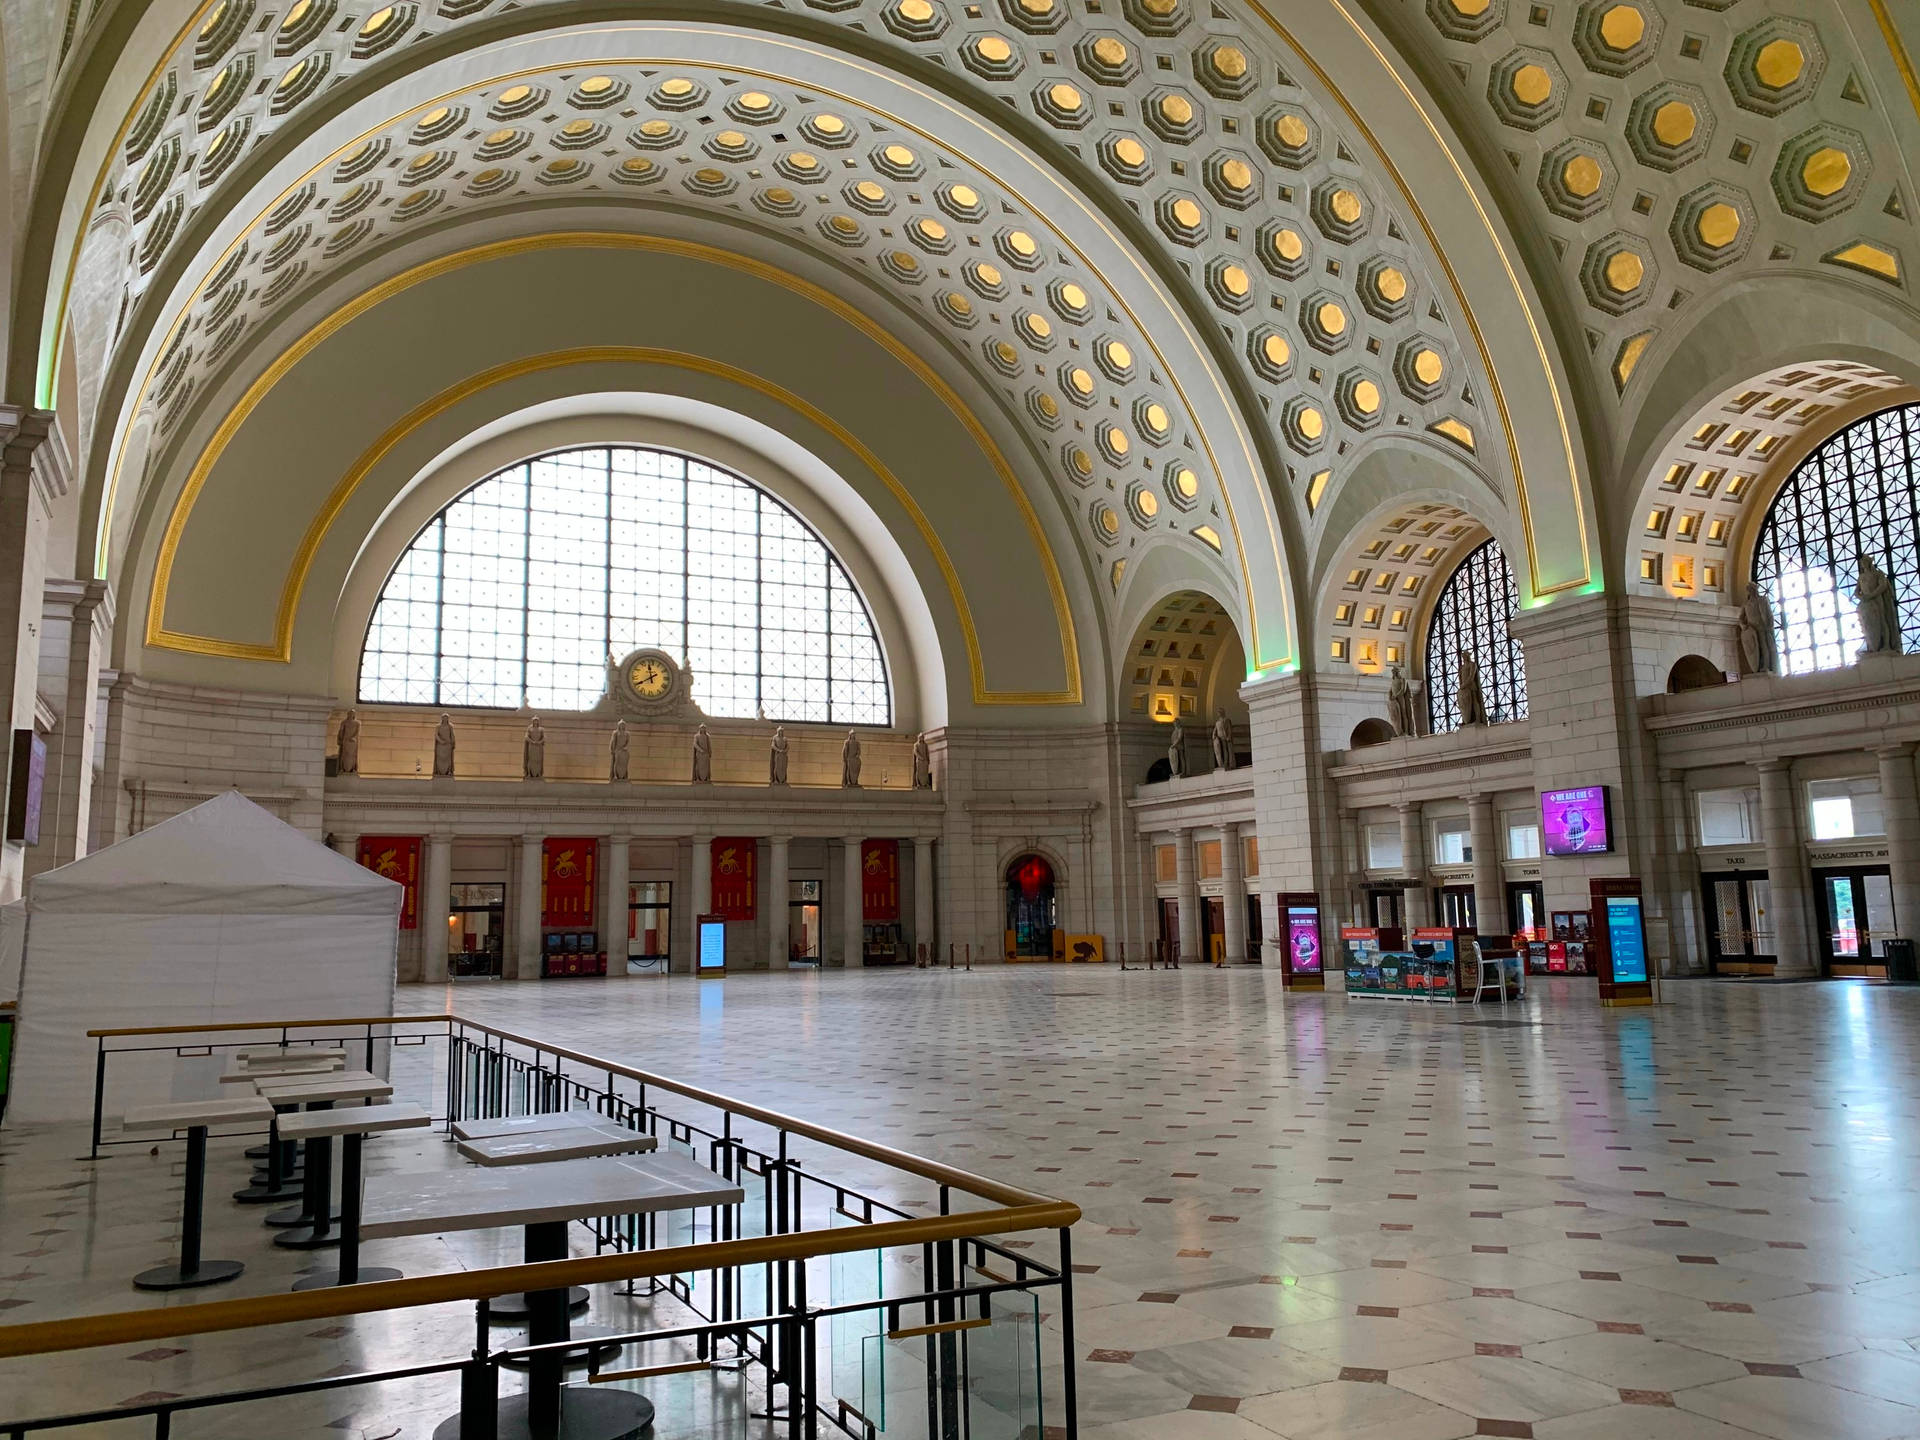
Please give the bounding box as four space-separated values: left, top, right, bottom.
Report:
628 657 673 699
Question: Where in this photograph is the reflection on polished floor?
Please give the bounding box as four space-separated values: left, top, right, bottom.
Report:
5 968 1920 1439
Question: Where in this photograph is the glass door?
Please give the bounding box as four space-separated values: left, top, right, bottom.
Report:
1157 898 1179 963
1435 885 1476 930
1366 889 1403 930
1701 871 1773 973
449 883 505 978
788 879 822 965
1507 882 1545 942
1816 867 1895 976
626 881 671 974
1205 896 1225 964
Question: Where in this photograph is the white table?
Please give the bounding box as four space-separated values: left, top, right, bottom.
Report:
253 1072 395 1245
220 1053 344 1083
451 1109 602 1142
457 1122 659 1167
123 1096 275 1290
364 1153 744 1440
235 1044 347 1062
278 1102 430 1289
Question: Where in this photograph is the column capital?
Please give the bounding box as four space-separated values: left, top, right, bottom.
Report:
1395 799 1422 815
764 833 793 846
427 831 455 845
839 833 864 846
1218 819 1241 839
1753 757 1794 776
1876 743 1918 762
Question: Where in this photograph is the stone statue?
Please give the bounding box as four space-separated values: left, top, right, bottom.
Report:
1210 708 1235 772
841 730 863 788
770 726 789 786
912 732 932 790
336 708 360 776
432 714 456 778
523 717 545 779
1738 583 1779 675
609 720 630 782
1456 649 1487 726
1168 719 1188 778
1855 553 1903 656
1387 666 1416 738
691 724 712 784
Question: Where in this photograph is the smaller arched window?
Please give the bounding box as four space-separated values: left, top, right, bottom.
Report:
1752 402 1920 675
1424 537 1527 733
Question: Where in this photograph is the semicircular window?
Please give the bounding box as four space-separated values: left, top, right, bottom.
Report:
358 444 891 723
1424 536 1527 733
1752 403 1920 676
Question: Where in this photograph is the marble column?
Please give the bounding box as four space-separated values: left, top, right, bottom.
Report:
1137 832 1159 965
422 833 453 983
0 412 62 902
515 833 543 981
1220 822 1248 964
913 836 936 964
329 833 357 859
1877 745 1920 951
842 835 865 968
1174 827 1202 963
30 579 110 874
1755 759 1814 978
764 834 791 969
689 832 713 972
1397 802 1431 927
1469 794 1503 938
600 834 630 976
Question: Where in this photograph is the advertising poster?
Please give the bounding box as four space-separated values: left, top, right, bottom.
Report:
1605 894 1649 983
1286 906 1322 974
1541 786 1611 855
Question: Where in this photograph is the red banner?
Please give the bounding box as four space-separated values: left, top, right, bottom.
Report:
541 837 597 928
861 839 899 921
357 836 420 930
710 837 757 921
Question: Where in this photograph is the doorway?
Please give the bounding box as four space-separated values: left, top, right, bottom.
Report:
1435 885 1476 931
1816 866 1895 978
788 879 822 965
1507 882 1545 942
1204 897 1225 964
626 881 671 974
1005 854 1057 959
1156 898 1180 962
1701 871 1774 974
449 883 505 979
1365 888 1404 931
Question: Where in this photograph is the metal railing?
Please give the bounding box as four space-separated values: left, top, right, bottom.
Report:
0 1011 1081 1438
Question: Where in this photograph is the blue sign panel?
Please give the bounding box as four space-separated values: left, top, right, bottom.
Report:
698 918 727 972
1605 895 1647 984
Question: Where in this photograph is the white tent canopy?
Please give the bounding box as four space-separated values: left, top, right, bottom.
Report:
8 792 401 1125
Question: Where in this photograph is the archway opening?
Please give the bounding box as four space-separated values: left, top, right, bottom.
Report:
1350 718 1395 748
1005 854 1057 960
1667 654 1727 693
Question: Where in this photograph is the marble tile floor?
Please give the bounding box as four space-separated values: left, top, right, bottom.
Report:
2 968 1920 1439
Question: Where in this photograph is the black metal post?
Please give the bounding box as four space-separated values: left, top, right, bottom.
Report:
180 1126 206 1274
459 1356 499 1440
90 1041 107 1160
1060 1226 1080 1440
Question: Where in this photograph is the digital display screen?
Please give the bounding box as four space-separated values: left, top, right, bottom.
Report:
1605 895 1647 984
1287 907 1322 975
1541 785 1611 855
698 918 726 972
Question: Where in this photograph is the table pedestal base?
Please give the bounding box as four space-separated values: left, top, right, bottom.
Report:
500 1325 624 1371
293 1264 401 1289
486 1287 591 1320
273 1225 341 1251
233 1177 303 1205
432 1387 654 1440
133 1258 245 1291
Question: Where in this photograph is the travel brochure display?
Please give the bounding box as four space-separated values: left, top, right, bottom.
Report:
1544 911 1592 974
1540 785 1612 856
1341 926 1495 1001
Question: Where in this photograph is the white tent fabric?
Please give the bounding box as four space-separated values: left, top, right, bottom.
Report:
0 900 23 1005
8 792 401 1126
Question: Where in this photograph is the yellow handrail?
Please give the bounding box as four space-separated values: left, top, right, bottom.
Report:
0 1010 1082 1365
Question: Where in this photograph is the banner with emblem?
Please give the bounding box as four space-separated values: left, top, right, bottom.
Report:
356 836 421 930
861 839 899 921
541 838 597 928
711 837 757 921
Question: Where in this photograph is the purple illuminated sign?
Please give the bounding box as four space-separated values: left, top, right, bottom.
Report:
1541 785 1611 856
1286 906 1322 975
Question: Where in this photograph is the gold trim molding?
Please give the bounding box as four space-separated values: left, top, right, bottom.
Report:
143 236 1085 706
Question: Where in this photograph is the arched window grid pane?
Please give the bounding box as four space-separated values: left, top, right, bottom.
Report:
359 444 892 725
1423 537 1528 733
1752 403 1920 676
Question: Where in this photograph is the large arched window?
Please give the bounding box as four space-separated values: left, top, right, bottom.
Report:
359 445 891 723
1752 403 1920 675
1424 537 1527 732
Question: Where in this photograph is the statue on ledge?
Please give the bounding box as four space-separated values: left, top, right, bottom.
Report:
523 717 546 779
1168 718 1188 778
1738 583 1779 675
432 714 456 778
691 724 713 784
1456 650 1487 727
770 726 789 786
1210 708 1235 772
336 708 360 776
912 732 932 790
1388 666 1416 738
609 720 630 782
1856 553 1903 657
842 730 863 788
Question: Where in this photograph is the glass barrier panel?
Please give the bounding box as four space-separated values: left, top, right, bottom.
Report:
964 1288 1045 1440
